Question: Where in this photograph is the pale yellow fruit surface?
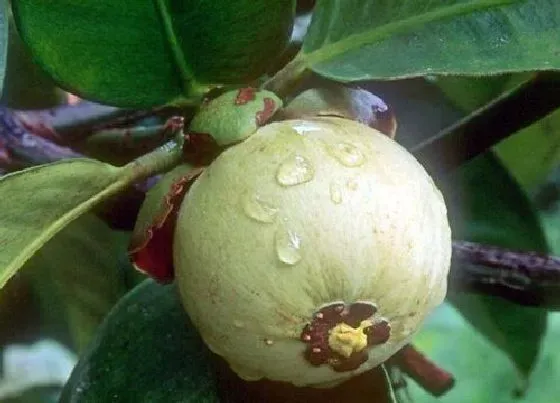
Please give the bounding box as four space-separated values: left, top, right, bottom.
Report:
174 117 451 387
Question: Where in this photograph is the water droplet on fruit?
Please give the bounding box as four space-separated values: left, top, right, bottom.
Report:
275 227 302 265
330 183 343 204
242 192 278 223
293 121 322 135
276 155 314 186
233 320 244 329
326 142 365 167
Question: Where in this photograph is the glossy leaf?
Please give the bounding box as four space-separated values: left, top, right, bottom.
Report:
444 153 548 387
12 0 295 107
0 0 7 93
23 214 131 351
302 0 560 82
1 16 66 109
60 279 220 402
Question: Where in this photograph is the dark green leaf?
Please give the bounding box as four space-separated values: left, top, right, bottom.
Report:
0 386 60 403
1 16 65 109
12 0 295 107
23 214 131 351
0 0 8 93
444 153 548 385
302 0 560 82
60 280 220 403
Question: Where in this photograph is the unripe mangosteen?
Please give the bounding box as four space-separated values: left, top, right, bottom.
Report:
173 116 451 387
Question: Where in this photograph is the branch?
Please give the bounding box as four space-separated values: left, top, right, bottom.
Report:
389 344 455 397
412 72 560 176
449 240 560 309
13 101 180 145
0 107 81 169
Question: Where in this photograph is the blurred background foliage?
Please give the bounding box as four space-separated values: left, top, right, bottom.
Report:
1 1 560 402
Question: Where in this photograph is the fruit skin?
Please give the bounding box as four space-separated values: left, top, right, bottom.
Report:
174 117 451 387
189 88 282 146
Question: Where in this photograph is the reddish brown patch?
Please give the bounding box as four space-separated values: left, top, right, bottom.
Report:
234 87 257 105
300 302 391 372
129 168 204 283
389 344 455 397
255 98 277 126
372 108 397 139
163 116 185 133
183 132 222 166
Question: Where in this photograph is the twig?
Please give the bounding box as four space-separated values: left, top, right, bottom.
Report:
450 240 560 309
0 107 81 169
263 52 311 100
75 118 185 165
389 344 455 397
13 102 180 145
412 72 560 176
14 101 124 142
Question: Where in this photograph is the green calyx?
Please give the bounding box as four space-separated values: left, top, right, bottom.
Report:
189 88 282 146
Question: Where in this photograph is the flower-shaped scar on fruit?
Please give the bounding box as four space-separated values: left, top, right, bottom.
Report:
130 97 451 387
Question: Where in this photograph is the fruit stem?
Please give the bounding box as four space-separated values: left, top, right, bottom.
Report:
262 52 310 101
121 118 185 180
389 344 455 397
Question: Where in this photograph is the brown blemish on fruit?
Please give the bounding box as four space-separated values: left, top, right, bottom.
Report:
235 87 257 105
128 168 204 283
300 302 391 372
183 132 222 166
256 98 277 126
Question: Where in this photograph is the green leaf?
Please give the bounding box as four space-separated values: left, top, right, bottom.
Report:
23 214 131 351
0 0 8 93
60 280 220 402
407 302 556 403
435 73 532 112
495 109 560 190
0 160 120 290
0 140 182 291
11 0 295 108
444 153 548 387
302 0 560 82
1 16 66 109
405 303 528 403
61 279 396 402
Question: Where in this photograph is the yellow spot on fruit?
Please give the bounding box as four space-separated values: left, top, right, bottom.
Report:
328 320 372 358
